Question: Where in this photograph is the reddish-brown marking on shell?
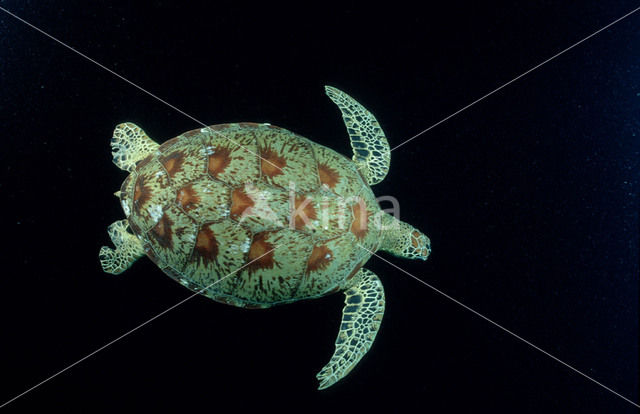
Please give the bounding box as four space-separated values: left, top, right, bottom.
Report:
133 176 152 212
247 232 276 273
306 244 333 274
193 226 219 265
350 199 370 240
150 214 174 249
176 184 200 212
318 163 340 189
230 187 254 219
292 195 317 230
261 146 286 178
207 147 232 178
161 151 185 178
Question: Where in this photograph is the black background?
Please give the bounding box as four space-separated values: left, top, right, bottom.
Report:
1 1 638 412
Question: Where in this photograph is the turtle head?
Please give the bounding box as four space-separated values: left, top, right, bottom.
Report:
378 213 431 261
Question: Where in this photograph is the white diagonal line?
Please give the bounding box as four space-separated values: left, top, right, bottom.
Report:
356 244 639 408
0 245 281 409
0 6 285 173
390 5 640 152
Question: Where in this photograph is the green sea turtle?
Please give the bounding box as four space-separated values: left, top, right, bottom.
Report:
99 86 431 389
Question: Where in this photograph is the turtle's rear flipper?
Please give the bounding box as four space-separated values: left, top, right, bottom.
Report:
316 269 385 389
111 122 159 172
99 220 145 274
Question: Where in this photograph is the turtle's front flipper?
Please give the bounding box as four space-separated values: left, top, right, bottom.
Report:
111 122 159 172
99 220 145 274
316 268 385 389
325 86 390 185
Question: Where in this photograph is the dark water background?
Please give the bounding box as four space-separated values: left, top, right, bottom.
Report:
1 1 638 412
